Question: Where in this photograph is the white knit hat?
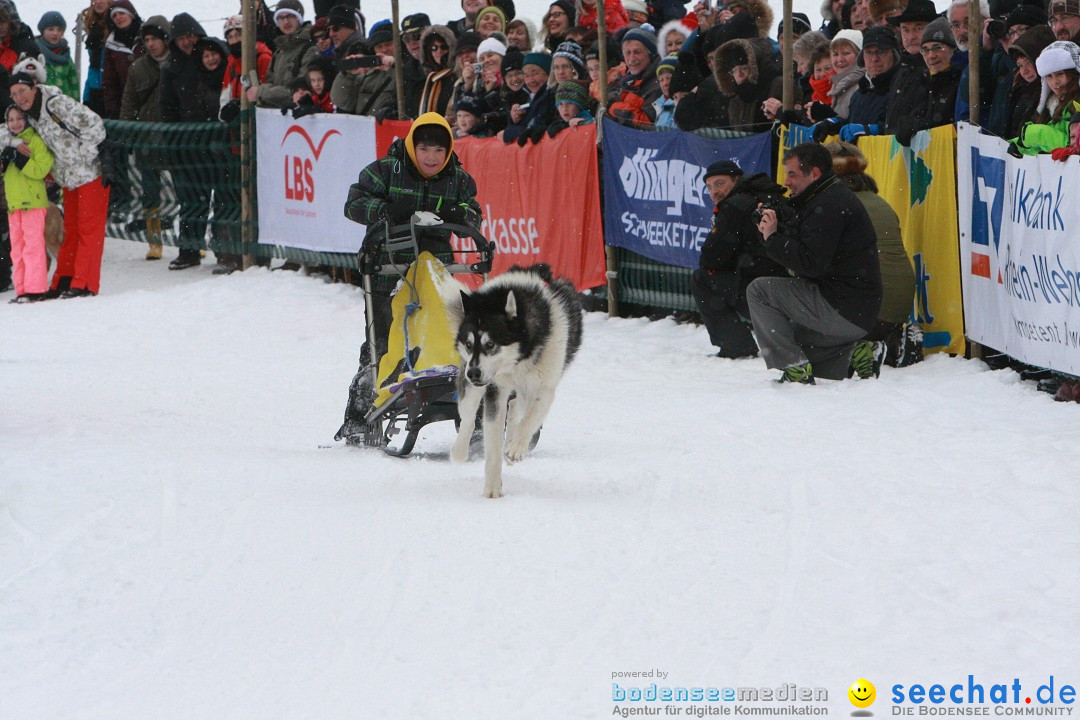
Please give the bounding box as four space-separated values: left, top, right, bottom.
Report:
1036 41 1080 113
477 37 507 57
831 28 863 52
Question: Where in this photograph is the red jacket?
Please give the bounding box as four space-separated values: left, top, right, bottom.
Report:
223 41 273 99
577 0 631 33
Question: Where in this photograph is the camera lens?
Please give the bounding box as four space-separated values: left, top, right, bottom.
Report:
987 19 1006 39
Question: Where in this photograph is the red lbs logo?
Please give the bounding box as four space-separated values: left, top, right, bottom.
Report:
281 126 340 202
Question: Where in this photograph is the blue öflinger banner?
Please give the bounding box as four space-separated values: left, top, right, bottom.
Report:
601 118 773 268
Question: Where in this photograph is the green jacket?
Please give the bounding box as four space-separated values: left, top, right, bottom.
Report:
1012 100 1080 155
344 114 481 231
854 189 915 325
4 128 54 211
256 27 317 108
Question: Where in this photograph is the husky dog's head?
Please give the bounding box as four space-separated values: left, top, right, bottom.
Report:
454 288 523 387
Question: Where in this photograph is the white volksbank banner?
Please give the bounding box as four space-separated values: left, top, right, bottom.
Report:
958 122 1080 375
256 108 378 253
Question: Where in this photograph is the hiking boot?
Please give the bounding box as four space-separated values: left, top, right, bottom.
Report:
212 255 242 275
60 287 96 299
169 250 201 271
850 340 886 379
893 322 923 367
778 362 815 384
145 243 163 260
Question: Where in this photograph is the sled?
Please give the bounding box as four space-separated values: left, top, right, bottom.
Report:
357 215 494 456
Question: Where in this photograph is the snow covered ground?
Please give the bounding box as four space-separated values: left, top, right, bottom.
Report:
1 238 1078 719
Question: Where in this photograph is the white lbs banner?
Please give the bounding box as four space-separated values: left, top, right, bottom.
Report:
958 122 1080 375
256 108 377 253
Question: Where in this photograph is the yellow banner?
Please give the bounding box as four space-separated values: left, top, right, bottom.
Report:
778 125 965 354
858 127 964 354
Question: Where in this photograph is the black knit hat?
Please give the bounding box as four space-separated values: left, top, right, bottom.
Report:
327 4 358 29
454 94 484 117
501 47 524 73
668 50 703 94
491 0 517 22
778 12 812 37
704 160 744 180
548 0 576 24
1005 1 1048 31
454 31 482 59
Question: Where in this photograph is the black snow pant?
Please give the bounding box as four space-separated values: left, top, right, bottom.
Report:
690 267 759 358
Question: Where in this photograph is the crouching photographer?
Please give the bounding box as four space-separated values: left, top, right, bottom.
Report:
334 112 482 443
690 160 788 359
748 142 882 384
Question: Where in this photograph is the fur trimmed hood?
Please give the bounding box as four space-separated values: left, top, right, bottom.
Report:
421 25 456 70
727 0 774 37
657 19 693 53
714 37 773 95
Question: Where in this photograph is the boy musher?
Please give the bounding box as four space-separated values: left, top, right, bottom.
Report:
334 112 483 445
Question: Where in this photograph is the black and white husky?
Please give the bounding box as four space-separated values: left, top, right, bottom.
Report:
445 265 583 498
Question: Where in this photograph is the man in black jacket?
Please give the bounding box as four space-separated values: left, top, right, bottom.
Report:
159 13 218 270
749 142 882 384
690 160 786 359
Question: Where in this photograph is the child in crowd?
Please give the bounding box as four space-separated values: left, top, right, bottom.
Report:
1010 40 1080 155
547 78 594 137
454 95 494 137
36 11 79 100
2 105 54 303
653 53 678 128
306 57 336 113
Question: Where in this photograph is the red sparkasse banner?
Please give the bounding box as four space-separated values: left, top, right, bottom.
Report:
375 119 412 157
454 126 606 290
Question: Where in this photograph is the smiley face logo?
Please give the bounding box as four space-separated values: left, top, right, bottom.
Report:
848 679 876 708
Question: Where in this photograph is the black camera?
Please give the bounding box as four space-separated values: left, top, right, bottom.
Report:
336 54 382 71
987 19 1006 40
751 196 785 225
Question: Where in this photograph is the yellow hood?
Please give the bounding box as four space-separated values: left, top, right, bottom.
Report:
405 112 454 178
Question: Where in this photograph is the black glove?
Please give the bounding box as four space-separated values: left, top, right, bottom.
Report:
291 103 320 119
810 117 843 143
0 145 16 169
527 123 546 144
12 151 28 170
375 105 397 122
516 130 530 147
383 198 415 224
546 120 569 138
220 99 241 123
440 204 469 225
1007 142 1024 158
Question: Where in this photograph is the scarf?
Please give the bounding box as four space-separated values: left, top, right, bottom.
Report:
36 36 71 66
809 70 835 105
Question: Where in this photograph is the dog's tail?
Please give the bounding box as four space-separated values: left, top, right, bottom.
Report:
508 263 554 285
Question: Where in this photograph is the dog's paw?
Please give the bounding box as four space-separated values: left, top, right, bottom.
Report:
450 437 470 463
505 437 530 464
483 482 503 499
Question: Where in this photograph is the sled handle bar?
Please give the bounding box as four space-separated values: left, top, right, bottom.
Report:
359 219 494 276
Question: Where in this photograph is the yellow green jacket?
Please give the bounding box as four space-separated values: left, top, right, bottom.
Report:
4 127 54 211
